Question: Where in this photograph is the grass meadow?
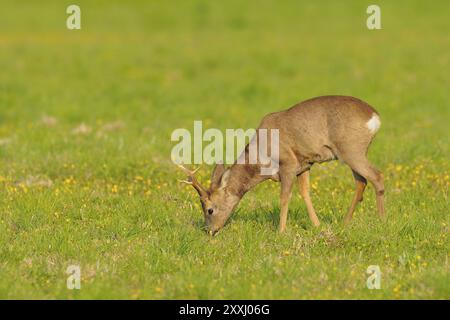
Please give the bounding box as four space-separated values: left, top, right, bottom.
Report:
0 0 448 299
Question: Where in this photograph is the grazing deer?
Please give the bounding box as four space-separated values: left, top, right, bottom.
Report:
178 95 385 235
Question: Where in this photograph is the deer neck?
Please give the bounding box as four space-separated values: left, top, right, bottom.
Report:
226 163 268 198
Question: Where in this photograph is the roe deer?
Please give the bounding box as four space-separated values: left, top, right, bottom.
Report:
178 95 385 235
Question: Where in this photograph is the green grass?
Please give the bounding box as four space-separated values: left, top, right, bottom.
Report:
0 0 448 299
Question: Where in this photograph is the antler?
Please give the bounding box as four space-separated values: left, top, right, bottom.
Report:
177 164 208 198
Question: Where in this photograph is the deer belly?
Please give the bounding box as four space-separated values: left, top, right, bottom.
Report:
270 172 281 181
307 145 337 164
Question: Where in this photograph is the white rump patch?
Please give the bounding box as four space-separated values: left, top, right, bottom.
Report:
366 114 381 134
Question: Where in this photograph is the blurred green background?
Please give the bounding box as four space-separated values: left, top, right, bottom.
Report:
0 0 448 299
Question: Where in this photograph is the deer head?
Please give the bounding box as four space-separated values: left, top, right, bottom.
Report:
177 164 240 235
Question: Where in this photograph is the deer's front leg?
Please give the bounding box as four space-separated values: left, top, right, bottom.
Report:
278 171 295 233
298 170 320 227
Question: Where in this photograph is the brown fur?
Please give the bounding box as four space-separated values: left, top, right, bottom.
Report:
179 95 385 234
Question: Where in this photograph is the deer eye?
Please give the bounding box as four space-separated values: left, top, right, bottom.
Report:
207 208 214 215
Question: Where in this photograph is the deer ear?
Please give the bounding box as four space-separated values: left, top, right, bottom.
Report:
210 163 226 190
219 169 231 189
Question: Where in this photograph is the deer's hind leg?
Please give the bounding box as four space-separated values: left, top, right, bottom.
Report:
344 170 367 224
297 170 320 227
343 156 385 222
